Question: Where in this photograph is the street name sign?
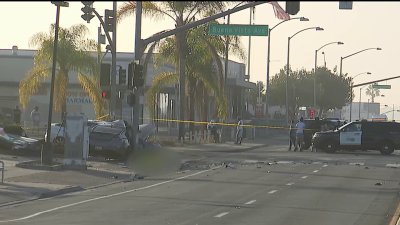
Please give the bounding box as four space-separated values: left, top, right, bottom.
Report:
372 84 391 89
208 24 268 36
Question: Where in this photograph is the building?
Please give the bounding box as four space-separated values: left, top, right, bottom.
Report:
0 47 256 129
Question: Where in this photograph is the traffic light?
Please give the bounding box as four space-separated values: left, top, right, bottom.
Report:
100 63 111 87
128 62 135 88
119 68 126 85
101 90 111 99
134 64 144 87
286 1 300 15
127 92 135 107
81 1 94 23
104 9 114 32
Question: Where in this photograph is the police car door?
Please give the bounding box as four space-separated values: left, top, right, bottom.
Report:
339 123 362 146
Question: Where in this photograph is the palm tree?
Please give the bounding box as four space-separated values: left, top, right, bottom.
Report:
19 24 106 120
117 1 227 140
365 84 380 103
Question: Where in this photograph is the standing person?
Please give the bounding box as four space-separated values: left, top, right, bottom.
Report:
288 120 296 151
294 117 305 151
235 117 243 145
30 106 40 127
13 105 21 125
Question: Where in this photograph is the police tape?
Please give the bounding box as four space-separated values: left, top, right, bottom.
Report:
146 118 291 130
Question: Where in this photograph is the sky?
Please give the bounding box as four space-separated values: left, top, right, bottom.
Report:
1 1 400 119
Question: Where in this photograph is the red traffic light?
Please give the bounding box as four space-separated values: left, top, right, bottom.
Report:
101 90 110 99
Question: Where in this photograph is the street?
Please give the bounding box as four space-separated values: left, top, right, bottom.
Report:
1 141 400 225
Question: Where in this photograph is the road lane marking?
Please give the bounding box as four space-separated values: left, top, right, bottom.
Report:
313 170 319 173
0 167 221 223
301 176 308 179
245 200 256 205
349 162 365 166
277 161 294 164
214 212 229 218
322 165 328 167
386 164 400 168
286 182 295 186
268 190 278 194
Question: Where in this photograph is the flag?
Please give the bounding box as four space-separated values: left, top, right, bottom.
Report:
269 1 290 21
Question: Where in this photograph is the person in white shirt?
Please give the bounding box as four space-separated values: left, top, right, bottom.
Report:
235 117 243 145
295 117 305 151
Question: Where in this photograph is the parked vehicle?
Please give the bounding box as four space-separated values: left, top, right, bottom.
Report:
89 125 131 158
312 120 400 155
44 120 111 150
0 127 42 152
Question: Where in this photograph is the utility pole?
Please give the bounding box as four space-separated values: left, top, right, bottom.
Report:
110 1 117 120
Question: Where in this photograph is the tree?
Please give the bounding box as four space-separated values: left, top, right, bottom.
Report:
248 81 265 108
269 66 351 117
365 84 380 103
117 2 247 138
146 24 245 133
19 24 106 119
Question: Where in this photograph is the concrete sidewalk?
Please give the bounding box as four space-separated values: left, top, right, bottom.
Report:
0 135 285 207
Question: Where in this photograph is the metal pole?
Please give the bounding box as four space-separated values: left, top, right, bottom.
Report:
247 7 252 80
266 28 271 116
314 49 317 108
393 104 395 121
110 1 117 120
350 86 353 122
286 37 290 124
339 57 343 77
132 1 142 150
44 3 62 165
359 87 362 120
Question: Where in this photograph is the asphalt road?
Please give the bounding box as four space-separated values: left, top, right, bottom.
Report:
1 143 400 225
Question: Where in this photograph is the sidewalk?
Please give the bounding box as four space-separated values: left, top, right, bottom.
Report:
0 135 286 207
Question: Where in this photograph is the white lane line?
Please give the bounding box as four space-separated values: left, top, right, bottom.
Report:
286 182 295 186
268 190 278 194
245 200 257 205
322 165 328 167
0 167 221 223
349 162 365 166
214 212 230 218
313 170 319 173
301 176 308 179
386 164 400 168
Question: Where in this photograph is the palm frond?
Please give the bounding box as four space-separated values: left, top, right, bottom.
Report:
19 65 52 109
77 73 106 117
146 72 178 118
53 70 69 112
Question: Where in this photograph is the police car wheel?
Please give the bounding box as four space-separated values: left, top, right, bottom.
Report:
380 143 394 155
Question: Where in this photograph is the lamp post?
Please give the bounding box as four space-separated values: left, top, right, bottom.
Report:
314 41 343 108
265 17 309 117
286 26 324 124
321 52 326 67
44 1 69 165
340 47 381 122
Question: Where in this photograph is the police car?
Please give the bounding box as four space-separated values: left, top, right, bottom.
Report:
311 120 400 155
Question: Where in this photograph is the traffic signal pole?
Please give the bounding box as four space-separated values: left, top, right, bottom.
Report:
110 1 117 120
132 1 142 150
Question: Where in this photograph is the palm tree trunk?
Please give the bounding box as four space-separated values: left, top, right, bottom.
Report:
176 29 187 141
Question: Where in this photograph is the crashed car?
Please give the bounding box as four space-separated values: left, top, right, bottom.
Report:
0 127 42 152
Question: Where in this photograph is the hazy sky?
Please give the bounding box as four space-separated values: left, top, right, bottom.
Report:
1 1 399 118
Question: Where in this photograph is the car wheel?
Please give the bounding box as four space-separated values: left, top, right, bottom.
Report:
324 140 336 153
380 142 394 155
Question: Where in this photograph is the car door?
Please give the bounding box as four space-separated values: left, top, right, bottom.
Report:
339 123 362 146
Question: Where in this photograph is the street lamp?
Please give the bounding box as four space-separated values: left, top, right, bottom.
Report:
314 41 344 108
286 26 324 124
265 16 309 116
340 47 382 122
44 1 69 165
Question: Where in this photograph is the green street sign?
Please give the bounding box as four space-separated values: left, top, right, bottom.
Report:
372 84 391 89
208 24 268 36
